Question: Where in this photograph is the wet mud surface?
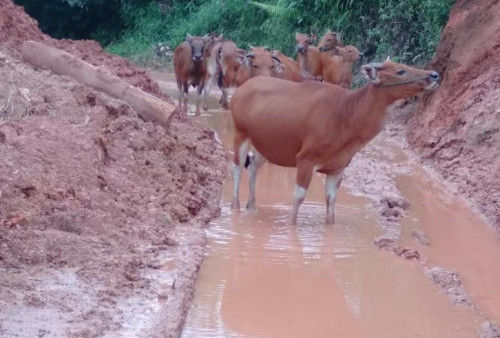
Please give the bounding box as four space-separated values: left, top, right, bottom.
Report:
151 73 500 337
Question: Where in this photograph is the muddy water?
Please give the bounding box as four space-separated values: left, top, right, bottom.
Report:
150 72 500 337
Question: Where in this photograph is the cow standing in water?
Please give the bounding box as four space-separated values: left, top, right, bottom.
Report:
230 61 440 225
173 34 210 115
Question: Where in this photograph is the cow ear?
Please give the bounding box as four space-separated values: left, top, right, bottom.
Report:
361 64 382 84
271 55 284 73
235 49 246 65
217 34 224 42
186 33 193 43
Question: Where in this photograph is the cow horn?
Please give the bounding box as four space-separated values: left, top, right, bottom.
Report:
365 62 384 69
263 46 270 51
386 55 392 62
248 44 255 49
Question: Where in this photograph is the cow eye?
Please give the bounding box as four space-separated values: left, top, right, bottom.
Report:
397 69 406 75
253 65 258 68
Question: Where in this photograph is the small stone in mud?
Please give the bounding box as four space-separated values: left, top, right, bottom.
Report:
374 238 420 260
479 321 500 338
424 267 470 306
412 229 431 246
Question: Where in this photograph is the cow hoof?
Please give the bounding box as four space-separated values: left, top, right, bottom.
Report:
245 202 256 211
231 201 240 210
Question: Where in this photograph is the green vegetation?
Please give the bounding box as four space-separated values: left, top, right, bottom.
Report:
15 0 455 65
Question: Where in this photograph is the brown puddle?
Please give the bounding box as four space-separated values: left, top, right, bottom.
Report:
150 72 500 337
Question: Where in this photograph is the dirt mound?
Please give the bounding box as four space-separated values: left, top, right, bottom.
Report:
0 0 226 336
0 0 167 100
407 0 500 229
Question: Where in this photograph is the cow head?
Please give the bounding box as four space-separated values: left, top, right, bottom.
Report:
204 33 224 57
245 49 284 78
361 61 440 99
338 45 363 63
186 33 210 62
295 33 312 56
318 30 343 52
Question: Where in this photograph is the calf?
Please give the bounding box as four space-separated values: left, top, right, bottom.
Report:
322 45 363 88
230 61 440 224
318 29 344 55
229 47 285 87
271 50 313 82
173 34 210 114
295 33 323 78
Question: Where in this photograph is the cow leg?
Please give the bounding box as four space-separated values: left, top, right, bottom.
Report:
177 82 183 107
232 132 249 210
195 83 204 115
219 89 229 109
203 80 211 111
182 82 189 113
246 149 266 210
290 160 315 225
325 170 344 224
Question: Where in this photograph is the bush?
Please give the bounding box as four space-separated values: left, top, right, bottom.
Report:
14 0 455 65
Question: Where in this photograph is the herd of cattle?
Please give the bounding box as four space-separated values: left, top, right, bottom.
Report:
173 31 441 225
173 30 360 114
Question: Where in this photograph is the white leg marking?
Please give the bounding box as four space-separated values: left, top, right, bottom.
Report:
290 185 307 225
195 87 202 114
203 80 211 110
246 150 266 210
231 140 249 210
177 83 183 107
325 171 343 224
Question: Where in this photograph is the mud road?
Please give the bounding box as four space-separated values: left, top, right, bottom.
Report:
151 71 500 338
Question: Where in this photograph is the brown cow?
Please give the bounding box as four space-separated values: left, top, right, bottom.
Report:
230 61 440 224
296 31 346 81
213 41 246 109
173 34 211 115
271 50 313 82
204 36 244 110
322 45 363 88
235 47 284 85
317 29 344 55
295 33 323 78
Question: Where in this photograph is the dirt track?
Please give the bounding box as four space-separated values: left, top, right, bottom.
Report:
0 0 499 336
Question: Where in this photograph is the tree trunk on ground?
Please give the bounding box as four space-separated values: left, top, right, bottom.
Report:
21 40 176 129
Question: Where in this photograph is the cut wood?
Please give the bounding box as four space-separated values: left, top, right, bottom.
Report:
21 40 176 129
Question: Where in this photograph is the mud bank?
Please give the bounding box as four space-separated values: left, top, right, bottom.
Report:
407 0 500 229
0 0 226 337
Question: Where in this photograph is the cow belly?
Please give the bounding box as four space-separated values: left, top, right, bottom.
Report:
246 127 301 168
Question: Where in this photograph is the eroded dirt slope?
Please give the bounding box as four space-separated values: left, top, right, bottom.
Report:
0 0 226 337
407 0 500 229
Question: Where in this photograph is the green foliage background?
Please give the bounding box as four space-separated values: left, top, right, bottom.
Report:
14 0 455 65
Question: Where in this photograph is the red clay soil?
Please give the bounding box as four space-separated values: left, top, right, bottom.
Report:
0 0 167 100
407 0 500 229
0 0 226 337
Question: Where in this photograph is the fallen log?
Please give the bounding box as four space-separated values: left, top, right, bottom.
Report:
21 40 176 129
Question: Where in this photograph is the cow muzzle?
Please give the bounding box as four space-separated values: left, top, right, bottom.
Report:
296 46 306 55
192 54 203 62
